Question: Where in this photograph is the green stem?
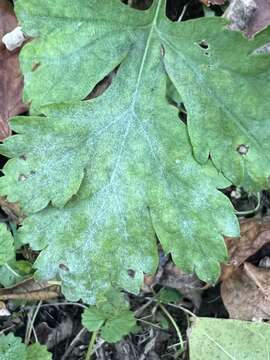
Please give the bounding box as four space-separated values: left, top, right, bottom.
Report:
234 192 261 216
4 263 20 278
158 303 184 351
85 330 98 360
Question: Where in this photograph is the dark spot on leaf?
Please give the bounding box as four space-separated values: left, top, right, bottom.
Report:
19 154 27 160
237 144 249 155
198 40 209 49
31 62 41 72
59 263 70 272
30 170 36 175
18 174 27 181
127 269 135 278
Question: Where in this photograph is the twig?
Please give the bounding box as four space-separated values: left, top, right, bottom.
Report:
134 298 154 317
177 5 187 22
62 327 87 360
0 324 15 335
138 318 164 330
25 300 42 345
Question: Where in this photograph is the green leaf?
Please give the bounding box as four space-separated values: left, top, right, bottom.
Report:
162 17 270 189
189 317 270 360
16 0 155 111
82 292 136 343
16 0 270 188
0 333 51 360
156 288 182 304
0 0 241 303
82 308 106 332
0 223 14 266
26 343 52 360
0 259 33 287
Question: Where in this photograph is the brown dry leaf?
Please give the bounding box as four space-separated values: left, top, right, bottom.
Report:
221 217 270 281
0 277 60 301
225 0 270 37
221 262 270 320
144 261 203 308
0 196 25 223
0 0 27 140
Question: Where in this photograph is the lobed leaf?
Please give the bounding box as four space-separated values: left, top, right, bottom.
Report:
82 292 136 342
0 333 51 360
0 0 245 302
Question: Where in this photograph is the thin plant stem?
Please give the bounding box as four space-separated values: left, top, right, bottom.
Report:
25 300 42 345
85 330 98 360
234 192 261 216
158 303 184 351
62 328 87 360
177 4 187 22
166 302 197 318
4 263 20 278
138 318 164 330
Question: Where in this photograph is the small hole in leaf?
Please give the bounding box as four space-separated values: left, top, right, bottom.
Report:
19 154 27 161
237 144 249 155
59 263 70 272
31 62 41 72
198 40 209 49
127 269 135 278
18 174 27 181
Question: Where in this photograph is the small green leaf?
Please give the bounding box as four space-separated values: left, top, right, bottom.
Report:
82 292 136 343
100 311 136 343
156 288 182 304
0 259 33 287
27 343 52 360
189 317 270 360
0 333 51 360
0 223 14 266
82 308 105 332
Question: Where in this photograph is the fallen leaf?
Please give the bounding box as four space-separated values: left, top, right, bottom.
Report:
0 0 27 140
221 217 270 281
221 218 270 320
225 0 270 37
0 277 60 301
36 316 73 349
221 263 270 320
144 260 203 309
0 196 25 223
